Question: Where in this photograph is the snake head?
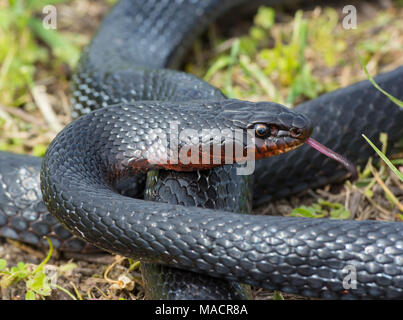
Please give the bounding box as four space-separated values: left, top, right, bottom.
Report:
132 99 312 171
221 100 313 160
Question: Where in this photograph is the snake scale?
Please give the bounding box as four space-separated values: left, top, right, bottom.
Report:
1 0 403 299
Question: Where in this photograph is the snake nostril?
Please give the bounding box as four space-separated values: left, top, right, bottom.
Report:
270 125 279 136
290 127 302 137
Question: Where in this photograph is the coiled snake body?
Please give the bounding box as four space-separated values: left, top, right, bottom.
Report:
1 0 403 299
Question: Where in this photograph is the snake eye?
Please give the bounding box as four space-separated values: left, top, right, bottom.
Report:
254 123 270 138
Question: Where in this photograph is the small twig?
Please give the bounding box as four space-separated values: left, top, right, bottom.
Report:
6 239 45 259
68 281 82 300
356 187 394 217
63 252 114 265
103 256 126 285
93 286 108 299
214 38 238 55
58 89 72 122
390 152 403 160
344 187 351 217
370 165 403 212
389 172 403 193
357 206 372 221
315 188 344 201
0 107 13 123
55 284 78 300
31 85 63 132
0 104 45 126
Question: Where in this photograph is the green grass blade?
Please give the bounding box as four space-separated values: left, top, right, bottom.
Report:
32 237 53 275
392 159 403 165
359 56 403 108
362 134 403 181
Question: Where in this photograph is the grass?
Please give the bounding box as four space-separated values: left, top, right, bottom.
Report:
359 55 403 109
0 238 77 299
188 4 403 107
359 59 403 213
188 3 403 222
363 134 403 182
192 7 323 106
0 0 84 156
0 0 81 107
0 0 402 300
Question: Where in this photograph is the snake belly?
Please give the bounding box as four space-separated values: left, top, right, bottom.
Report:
0 0 402 300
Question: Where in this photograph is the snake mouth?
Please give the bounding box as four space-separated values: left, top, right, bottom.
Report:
253 136 305 159
252 123 313 160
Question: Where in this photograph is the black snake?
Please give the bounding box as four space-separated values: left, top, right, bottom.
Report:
1 0 403 299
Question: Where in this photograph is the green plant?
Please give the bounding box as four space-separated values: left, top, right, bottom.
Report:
0 238 77 299
0 0 79 107
358 58 403 183
192 7 357 106
290 199 350 219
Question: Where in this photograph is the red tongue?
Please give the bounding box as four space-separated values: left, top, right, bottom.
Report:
306 138 358 180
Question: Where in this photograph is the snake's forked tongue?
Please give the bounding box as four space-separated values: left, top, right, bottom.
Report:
305 138 358 180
